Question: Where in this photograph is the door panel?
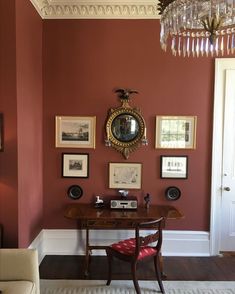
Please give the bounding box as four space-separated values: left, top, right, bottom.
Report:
220 69 235 251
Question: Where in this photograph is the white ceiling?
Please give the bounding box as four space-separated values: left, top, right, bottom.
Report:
30 0 160 19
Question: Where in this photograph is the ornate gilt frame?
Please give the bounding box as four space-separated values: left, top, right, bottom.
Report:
105 97 147 159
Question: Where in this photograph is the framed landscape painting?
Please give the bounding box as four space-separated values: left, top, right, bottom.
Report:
62 153 89 178
56 116 96 148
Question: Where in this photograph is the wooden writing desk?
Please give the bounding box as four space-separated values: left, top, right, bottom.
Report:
64 203 183 276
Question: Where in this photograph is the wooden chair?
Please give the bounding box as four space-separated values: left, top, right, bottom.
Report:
106 217 165 294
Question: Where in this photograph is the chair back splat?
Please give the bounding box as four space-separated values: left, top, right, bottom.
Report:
106 217 165 294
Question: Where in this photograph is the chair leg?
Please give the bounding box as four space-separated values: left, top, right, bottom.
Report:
106 250 113 286
154 255 165 294
131 261 141 294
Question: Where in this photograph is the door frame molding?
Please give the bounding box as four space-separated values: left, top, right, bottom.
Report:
210 58 235 255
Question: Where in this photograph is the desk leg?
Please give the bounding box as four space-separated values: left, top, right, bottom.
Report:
84 228 91 277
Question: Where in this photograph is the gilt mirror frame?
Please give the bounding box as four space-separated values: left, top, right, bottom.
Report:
105 93 147 159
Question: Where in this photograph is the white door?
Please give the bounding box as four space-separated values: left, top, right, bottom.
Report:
211 58 235 254
220 68 235 251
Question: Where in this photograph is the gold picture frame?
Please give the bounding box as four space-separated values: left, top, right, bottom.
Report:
105 92 147 159
155 115 197 149
109 162 142 189
55 116 96 148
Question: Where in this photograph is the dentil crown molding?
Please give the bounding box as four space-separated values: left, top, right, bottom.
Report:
30 0 160 19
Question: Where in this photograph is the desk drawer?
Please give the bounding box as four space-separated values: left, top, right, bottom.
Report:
83 219 138 228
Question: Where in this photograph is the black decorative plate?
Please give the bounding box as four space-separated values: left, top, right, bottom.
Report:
67 185 83 200
165 186 181 201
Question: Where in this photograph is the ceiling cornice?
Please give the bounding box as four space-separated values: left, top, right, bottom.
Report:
30 0 160 19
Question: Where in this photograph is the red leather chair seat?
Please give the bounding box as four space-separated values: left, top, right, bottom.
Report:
111 238 157 260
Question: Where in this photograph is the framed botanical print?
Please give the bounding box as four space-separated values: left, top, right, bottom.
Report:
155 116 197 149
56 116 96 148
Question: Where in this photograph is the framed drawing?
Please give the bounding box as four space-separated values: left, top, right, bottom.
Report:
56 116 96 148
0 113 3 151
62 153 89 178
155 116 197 149
160 155 188 179
109 162 142 189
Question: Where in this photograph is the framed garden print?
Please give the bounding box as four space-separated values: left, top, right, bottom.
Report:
160 155 188 179
109 162 142 189
0 113 3 151
155 116 197 149
62 153 89 178
56 116 96 148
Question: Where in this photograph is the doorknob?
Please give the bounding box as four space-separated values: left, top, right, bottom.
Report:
224 187 231 191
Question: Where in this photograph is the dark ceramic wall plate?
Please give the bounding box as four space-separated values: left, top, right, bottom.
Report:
165 186 181 201
67 185 83 200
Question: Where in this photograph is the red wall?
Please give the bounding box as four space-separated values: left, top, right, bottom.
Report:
43 20 214 231
0 0 18 247
15 0 43 247
0 0 43 247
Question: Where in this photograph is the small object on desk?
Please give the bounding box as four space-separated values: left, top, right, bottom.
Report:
144 193 151 209
110 197 138 210
94 196 105 208
118 190 129 198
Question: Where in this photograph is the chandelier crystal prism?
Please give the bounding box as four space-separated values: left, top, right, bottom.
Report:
158 0 235 57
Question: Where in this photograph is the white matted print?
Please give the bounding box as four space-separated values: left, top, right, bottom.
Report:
160 155 188 179
109 163 142 189
62 153 89 178
155 116 197 149
56 116 96 148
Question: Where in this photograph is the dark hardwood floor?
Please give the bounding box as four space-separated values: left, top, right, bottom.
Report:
39 255 235 281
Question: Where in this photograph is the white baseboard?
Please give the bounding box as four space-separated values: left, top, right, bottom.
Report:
28 230 44 263
29 229 210 263
163 230 210 256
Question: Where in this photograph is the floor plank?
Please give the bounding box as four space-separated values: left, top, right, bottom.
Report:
39 255 235 281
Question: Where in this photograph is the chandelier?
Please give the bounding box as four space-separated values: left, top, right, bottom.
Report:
158 0 235 57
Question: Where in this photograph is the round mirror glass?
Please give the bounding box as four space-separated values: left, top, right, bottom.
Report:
111 114 140 142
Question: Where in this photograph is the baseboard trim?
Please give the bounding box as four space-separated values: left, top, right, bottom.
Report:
28 230 44 263
29 229 210 263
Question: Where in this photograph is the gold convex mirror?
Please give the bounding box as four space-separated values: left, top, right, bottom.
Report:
105 89 148 159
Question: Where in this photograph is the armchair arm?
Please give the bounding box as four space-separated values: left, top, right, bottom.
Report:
0 249 40 294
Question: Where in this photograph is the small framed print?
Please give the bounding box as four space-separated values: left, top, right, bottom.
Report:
62 153 89 178
160 155 188 179
155 116 197 149
109 162 142 189
0 113 3 151
56 116 96 148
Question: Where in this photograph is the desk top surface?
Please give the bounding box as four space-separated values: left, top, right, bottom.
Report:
64 203 183 220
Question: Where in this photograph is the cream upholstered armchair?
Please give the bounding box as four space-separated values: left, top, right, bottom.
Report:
0 248 40 294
